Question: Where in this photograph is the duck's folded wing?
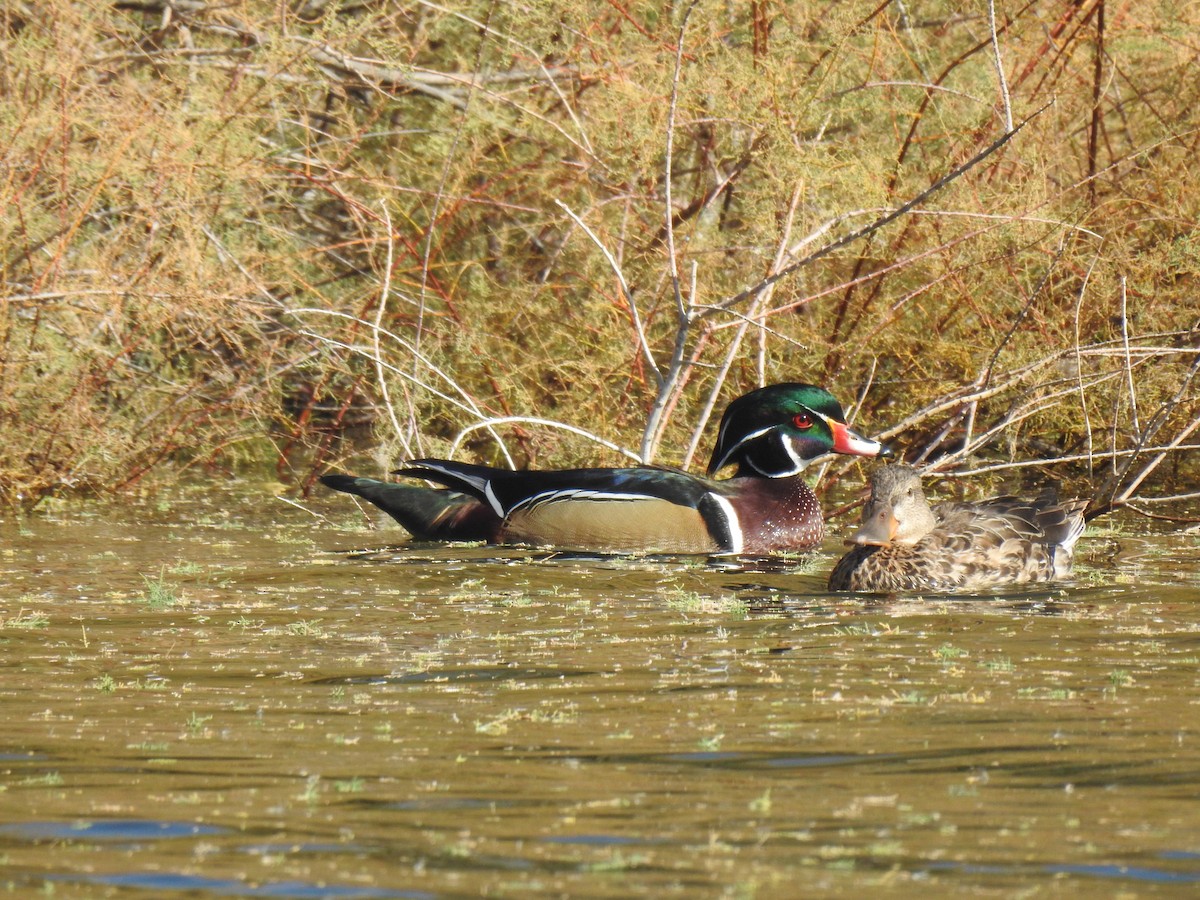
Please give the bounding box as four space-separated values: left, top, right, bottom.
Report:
397 461 737 553
935 495 1087 547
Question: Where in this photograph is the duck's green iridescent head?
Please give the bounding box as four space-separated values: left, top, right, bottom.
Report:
707 383 891 478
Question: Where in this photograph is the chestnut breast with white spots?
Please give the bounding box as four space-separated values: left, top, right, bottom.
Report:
725 475 826 553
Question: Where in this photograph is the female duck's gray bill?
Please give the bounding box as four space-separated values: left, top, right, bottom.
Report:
849 503 899 546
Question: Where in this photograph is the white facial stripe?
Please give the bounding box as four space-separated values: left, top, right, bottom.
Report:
810 409 838 431
711 424 776 474
741 455 772 477
776 431 807 475
706 492 744 554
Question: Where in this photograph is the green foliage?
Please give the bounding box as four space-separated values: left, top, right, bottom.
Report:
0 1 1196 509
138 570 179 608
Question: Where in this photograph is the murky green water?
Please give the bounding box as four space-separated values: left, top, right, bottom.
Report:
1 487 1198 898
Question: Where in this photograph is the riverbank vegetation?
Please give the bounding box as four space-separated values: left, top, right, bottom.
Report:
1 1 1196 518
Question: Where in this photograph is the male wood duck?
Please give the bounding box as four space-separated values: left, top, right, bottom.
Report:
320 382 891 555
828 464 1088 592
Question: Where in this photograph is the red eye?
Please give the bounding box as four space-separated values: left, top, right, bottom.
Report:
793 413 814 429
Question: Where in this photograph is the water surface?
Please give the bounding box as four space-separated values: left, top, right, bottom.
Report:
1 487 1198 897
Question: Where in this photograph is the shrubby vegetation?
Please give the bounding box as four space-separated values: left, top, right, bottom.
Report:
1 1 1196 516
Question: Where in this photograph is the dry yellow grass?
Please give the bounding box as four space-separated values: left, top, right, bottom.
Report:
0 2 1196 517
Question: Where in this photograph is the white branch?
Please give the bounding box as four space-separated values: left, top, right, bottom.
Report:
448 417 641 462
987 0 1014 131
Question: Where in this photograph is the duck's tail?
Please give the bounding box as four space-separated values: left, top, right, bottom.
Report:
1036 496 1089 579
1037 497 1089 549
319 474 499 542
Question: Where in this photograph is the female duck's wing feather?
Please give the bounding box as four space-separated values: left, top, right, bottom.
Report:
934 494 1088 551
917 493 1088 588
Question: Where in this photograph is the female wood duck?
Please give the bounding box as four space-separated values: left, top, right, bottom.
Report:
320 382 891 555
828 464 1088 592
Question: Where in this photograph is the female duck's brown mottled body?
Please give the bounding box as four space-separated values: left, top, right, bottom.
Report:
829 464 1088 593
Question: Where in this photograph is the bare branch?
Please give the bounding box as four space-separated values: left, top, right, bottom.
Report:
553 200 655 383
375 204 409 456
987 0 1014 131
1119 277 1140 435
448 417 641 462
709 100 1053 315
933 444 1200 479
641 1 699 464
287 310 517 468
